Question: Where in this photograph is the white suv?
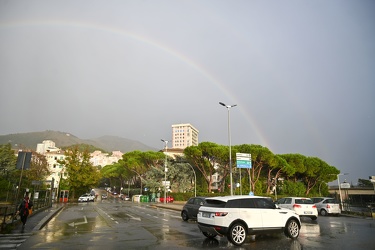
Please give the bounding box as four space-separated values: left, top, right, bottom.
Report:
197 195 301 246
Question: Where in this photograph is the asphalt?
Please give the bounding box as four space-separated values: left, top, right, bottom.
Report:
9 201 184 234
7 201 374 235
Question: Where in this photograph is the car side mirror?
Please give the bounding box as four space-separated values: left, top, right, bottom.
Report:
274 204 280 209
200 202 204 206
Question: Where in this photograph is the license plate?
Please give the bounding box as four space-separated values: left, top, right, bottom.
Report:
202 212 211 218
304 211 312 214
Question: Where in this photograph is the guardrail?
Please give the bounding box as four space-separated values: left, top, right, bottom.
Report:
0 205 18 232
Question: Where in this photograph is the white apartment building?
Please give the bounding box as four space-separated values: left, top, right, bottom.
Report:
36 140 60 154
171 123 199 149
36 140 66 189
44 150 66 188
90 150 123 167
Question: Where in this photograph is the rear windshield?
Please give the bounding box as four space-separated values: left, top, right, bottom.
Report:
295 199 313 204
324 199 339 204
205 199 227 208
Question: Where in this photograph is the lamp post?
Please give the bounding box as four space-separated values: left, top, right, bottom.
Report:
219 102 237 196
337 173 349 211
161 139 169 204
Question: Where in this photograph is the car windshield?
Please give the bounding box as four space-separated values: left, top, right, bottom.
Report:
295 199 313 204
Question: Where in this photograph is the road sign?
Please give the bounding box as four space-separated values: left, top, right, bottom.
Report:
16 152 32 170
236 153 251 168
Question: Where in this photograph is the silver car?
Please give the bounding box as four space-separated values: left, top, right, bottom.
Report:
312 197 341 216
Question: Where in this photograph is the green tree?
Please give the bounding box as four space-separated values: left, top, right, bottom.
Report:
59 146 101 199
280 154 338 195
235 144 275 194
26 151 50 182
0 143 17 171
101 162 131 192
358 178 372 187
0 144 17 201
265 155 295 195
281 180 306 196
184 142 229 193
118 151 164 194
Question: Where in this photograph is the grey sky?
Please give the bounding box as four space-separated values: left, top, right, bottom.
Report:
1 1 374 185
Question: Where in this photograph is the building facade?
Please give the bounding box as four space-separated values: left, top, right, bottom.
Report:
171 123 199 149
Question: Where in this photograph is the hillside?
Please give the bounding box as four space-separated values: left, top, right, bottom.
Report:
0 130 157 153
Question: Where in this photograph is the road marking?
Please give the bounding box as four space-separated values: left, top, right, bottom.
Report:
127 213 141 221
68 216 88 227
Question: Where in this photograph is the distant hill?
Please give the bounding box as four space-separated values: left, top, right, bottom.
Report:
0 130 157 153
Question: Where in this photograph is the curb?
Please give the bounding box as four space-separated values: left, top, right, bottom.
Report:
33 205 65 232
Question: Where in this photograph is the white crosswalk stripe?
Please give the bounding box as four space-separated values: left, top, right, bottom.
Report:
0 233 31 249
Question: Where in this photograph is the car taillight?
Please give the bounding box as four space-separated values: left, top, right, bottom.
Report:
214 212 228 217
293 204 301 208
326 204 331 208
312 205 316 209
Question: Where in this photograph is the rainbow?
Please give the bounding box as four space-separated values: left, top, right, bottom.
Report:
0 18 271 148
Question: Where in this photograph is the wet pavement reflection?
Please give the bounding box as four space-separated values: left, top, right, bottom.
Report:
15 201 375 250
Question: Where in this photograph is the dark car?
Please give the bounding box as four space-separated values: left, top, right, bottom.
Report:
181 196 207 221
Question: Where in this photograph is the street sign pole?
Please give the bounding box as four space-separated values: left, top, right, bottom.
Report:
236 153 251 195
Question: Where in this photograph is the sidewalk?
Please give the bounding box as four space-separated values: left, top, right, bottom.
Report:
152 201 184 211
11 203 65 234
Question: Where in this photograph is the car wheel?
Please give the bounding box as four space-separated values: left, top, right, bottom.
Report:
320 209 327 216
227 223 247 246
181 211 189 221
284 219 300 239
202 232 217 238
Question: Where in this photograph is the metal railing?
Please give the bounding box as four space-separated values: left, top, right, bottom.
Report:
1 197 52 233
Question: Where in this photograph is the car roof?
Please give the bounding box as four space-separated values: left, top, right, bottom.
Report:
282 197 312 199
205 195 267 202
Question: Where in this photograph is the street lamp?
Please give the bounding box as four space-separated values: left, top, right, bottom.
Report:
337 173 349 211
219 102 237 196
161 139 169 204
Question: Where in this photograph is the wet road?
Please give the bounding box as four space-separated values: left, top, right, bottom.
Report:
16 200 375 249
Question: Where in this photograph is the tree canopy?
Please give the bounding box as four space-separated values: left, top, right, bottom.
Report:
59 145 101 199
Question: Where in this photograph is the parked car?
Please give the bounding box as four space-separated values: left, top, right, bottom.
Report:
181 197 207 221
101 194 108 199
78 194 95 202
311 197 341 216
197 195 301 246
276 197 318 220
159 196 174 203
